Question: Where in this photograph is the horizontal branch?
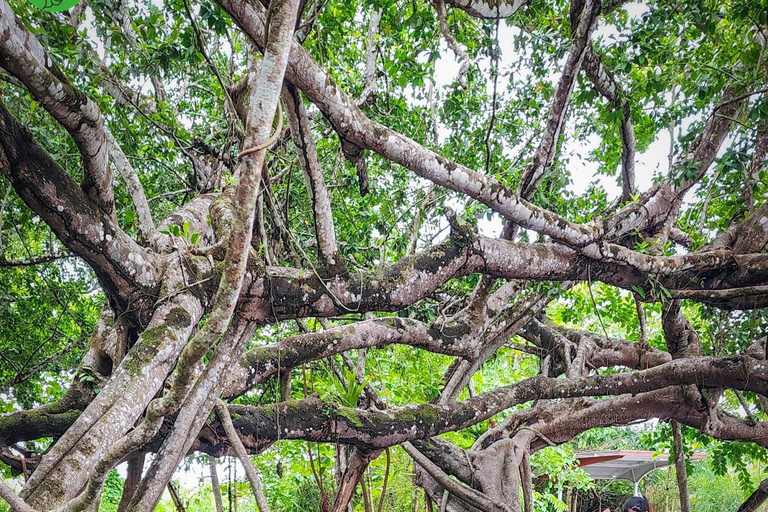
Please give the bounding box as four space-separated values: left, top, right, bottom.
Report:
10 355 768 469
444 0 530 19
226 317 477 397
237 230 768 320
206 355 768 452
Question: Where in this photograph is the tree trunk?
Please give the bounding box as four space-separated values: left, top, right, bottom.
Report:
118 453 145 512
168 481 187 512
210 457 225 512
672 421 691 512
737 477 768 512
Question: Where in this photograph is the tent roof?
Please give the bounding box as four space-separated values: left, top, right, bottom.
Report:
576 450 706 483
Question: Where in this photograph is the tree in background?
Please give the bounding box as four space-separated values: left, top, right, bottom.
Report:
1 0 768 510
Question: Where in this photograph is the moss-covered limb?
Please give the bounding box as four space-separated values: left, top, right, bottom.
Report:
20 268 203 510
218 355 768 451
235 232 768 328
226 317 477 398
0 410 81 447
127 314 258 512
219 397 460 451
10 358 768 471
0 0 113 217
143 51 269 424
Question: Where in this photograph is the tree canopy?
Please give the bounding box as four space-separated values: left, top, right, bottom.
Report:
1 0 768 510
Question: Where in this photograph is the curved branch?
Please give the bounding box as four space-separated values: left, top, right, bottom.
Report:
0 0 114 216
435 0 470 88
0 478 37 512
226 317 478 398
216 0 746 260
215 401 271 512
0 101 159 315
517 0 601 199
444 0 530 19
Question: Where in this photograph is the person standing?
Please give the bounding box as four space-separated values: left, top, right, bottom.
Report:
603 495 651 512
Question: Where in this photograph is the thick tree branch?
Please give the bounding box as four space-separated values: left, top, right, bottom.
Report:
237 232 768 321
282 84 342 270
582 45 637 201
0 0 114 216
443 0 530 19
226 317 478 398
517 0 600 199
126 4 301 509
20 279 203 509
0 101 159 316
205 355 768 453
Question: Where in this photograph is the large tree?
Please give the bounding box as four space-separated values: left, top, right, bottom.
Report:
1 0 767 510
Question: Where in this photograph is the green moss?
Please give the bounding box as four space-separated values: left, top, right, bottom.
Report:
393 405 439 430
121 306 191 375
336 406 364 429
